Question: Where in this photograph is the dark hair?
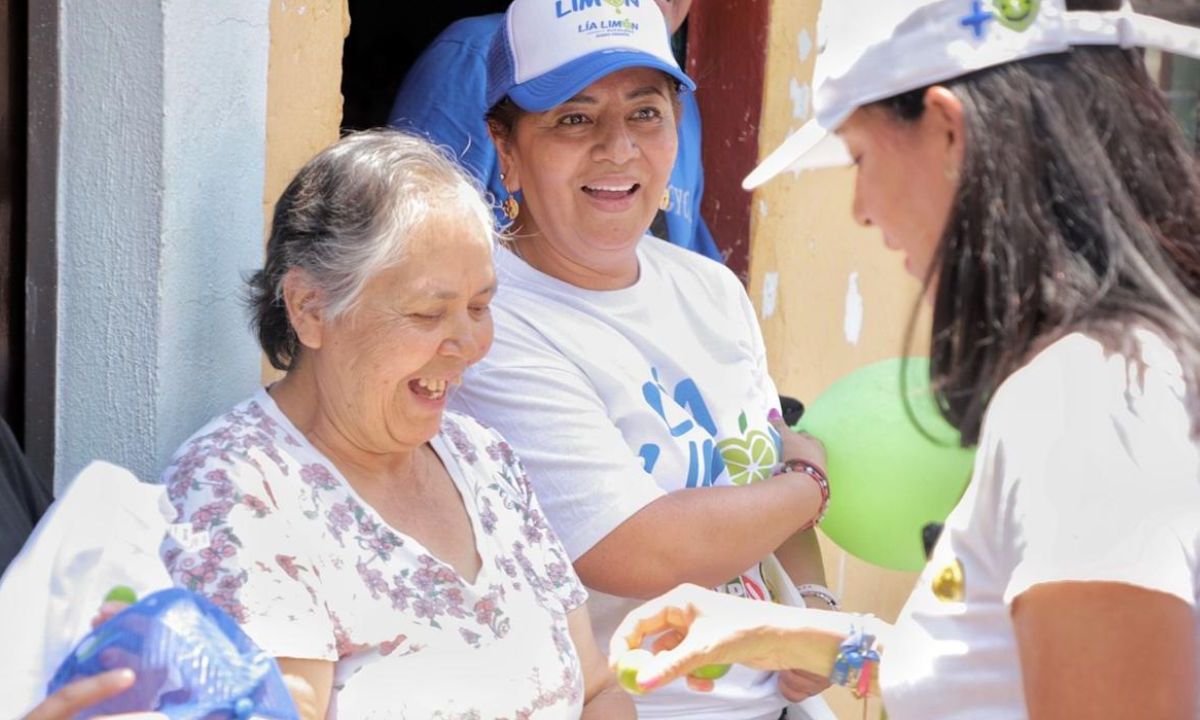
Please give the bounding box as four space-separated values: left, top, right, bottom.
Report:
880 1 1200 444
247 130 494 370
485 97 525 139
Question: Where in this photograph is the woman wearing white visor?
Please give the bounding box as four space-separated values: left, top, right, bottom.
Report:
610 1 1200 717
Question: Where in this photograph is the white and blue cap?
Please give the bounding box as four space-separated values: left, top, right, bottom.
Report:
486 0 696 112
744 0 1200 189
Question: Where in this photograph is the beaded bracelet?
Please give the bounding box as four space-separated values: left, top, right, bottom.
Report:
830 623 881 699
795 583 840 610
773 458 830 530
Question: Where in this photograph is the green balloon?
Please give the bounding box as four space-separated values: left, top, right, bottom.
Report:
795 357 975 572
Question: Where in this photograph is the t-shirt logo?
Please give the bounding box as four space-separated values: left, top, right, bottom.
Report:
716 411 780 486
716 573 767 601
555 0 641 16
638 367 726 488
993 0 1039 32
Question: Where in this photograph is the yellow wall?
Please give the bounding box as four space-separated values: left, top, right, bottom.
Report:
751 1 933 717
261 0 349 382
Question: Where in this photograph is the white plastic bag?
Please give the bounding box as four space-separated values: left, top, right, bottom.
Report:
0 461 173 718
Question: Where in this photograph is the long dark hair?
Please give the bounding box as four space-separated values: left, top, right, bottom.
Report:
885 0 1200 444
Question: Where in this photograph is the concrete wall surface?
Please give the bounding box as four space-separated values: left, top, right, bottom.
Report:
54 0 269 489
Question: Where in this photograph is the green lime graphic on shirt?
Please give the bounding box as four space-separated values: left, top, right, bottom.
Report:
993 0 1038 31
605 0 624 13
717 411 779 486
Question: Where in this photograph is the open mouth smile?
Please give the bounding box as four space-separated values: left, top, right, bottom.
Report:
582 183 640 200
408 376 461 401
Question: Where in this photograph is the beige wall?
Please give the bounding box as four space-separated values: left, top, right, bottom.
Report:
262 0 349 382
751 2 933 717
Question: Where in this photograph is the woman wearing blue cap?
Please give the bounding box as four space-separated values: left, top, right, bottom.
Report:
449 0 835 718
610 0 1200 718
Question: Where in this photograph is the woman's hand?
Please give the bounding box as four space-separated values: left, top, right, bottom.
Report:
777 668 832 702
609 584 835 694
770 412 826 470
21 669 166 720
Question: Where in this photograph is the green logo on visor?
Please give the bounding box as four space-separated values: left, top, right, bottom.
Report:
992 0 1039 31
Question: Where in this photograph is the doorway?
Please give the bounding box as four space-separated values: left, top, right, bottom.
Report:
341 1 511 132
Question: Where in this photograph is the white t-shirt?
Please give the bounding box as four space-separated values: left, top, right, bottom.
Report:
450 239 789 720
881 331 1200 719
160 391 588 719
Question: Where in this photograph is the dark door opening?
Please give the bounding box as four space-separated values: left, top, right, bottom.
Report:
2 0 26 440
341 1 511 133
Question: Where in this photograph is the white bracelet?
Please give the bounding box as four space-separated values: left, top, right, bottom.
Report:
795 583 840 610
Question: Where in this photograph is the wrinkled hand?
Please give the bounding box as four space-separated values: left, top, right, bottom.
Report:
22 669 166 720
609 584 813 694
769 414 826 470
777 667 831 702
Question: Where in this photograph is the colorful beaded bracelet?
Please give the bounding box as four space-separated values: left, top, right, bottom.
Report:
774 458 830 529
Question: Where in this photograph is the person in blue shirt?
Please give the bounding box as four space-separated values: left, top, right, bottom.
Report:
388 0 721 262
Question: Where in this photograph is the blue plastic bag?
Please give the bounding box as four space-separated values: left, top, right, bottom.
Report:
47 587 299 719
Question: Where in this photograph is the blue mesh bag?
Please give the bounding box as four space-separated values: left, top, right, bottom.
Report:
47 587 299 719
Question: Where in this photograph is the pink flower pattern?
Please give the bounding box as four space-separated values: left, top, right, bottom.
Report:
160 392 585 717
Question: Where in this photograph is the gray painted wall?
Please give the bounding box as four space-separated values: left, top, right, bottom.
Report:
55 0 269 489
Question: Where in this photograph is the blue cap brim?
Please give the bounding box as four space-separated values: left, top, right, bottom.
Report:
507 49 696 112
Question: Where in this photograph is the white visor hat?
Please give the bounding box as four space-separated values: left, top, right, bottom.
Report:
743 0 1200 190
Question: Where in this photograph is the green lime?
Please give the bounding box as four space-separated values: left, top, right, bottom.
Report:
104 585 138 604
689 663 731 680
719 429 778 485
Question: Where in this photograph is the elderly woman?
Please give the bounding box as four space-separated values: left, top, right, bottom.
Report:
446 2 832 718
159 131 632 719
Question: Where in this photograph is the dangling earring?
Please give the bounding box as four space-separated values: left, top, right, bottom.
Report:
502 196 520 221
659 188 671 211
499 172 520 221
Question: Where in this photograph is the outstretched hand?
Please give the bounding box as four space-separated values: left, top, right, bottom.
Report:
609 584 828 694
22 669 166 720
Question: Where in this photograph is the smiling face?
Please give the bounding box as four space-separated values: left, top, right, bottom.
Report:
492 67 678 285
838 91 964 293
298 214 496 453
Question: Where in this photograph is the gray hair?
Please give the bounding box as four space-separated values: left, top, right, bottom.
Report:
248 129 496 370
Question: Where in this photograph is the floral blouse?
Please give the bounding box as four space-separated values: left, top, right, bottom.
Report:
159 389 588 719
